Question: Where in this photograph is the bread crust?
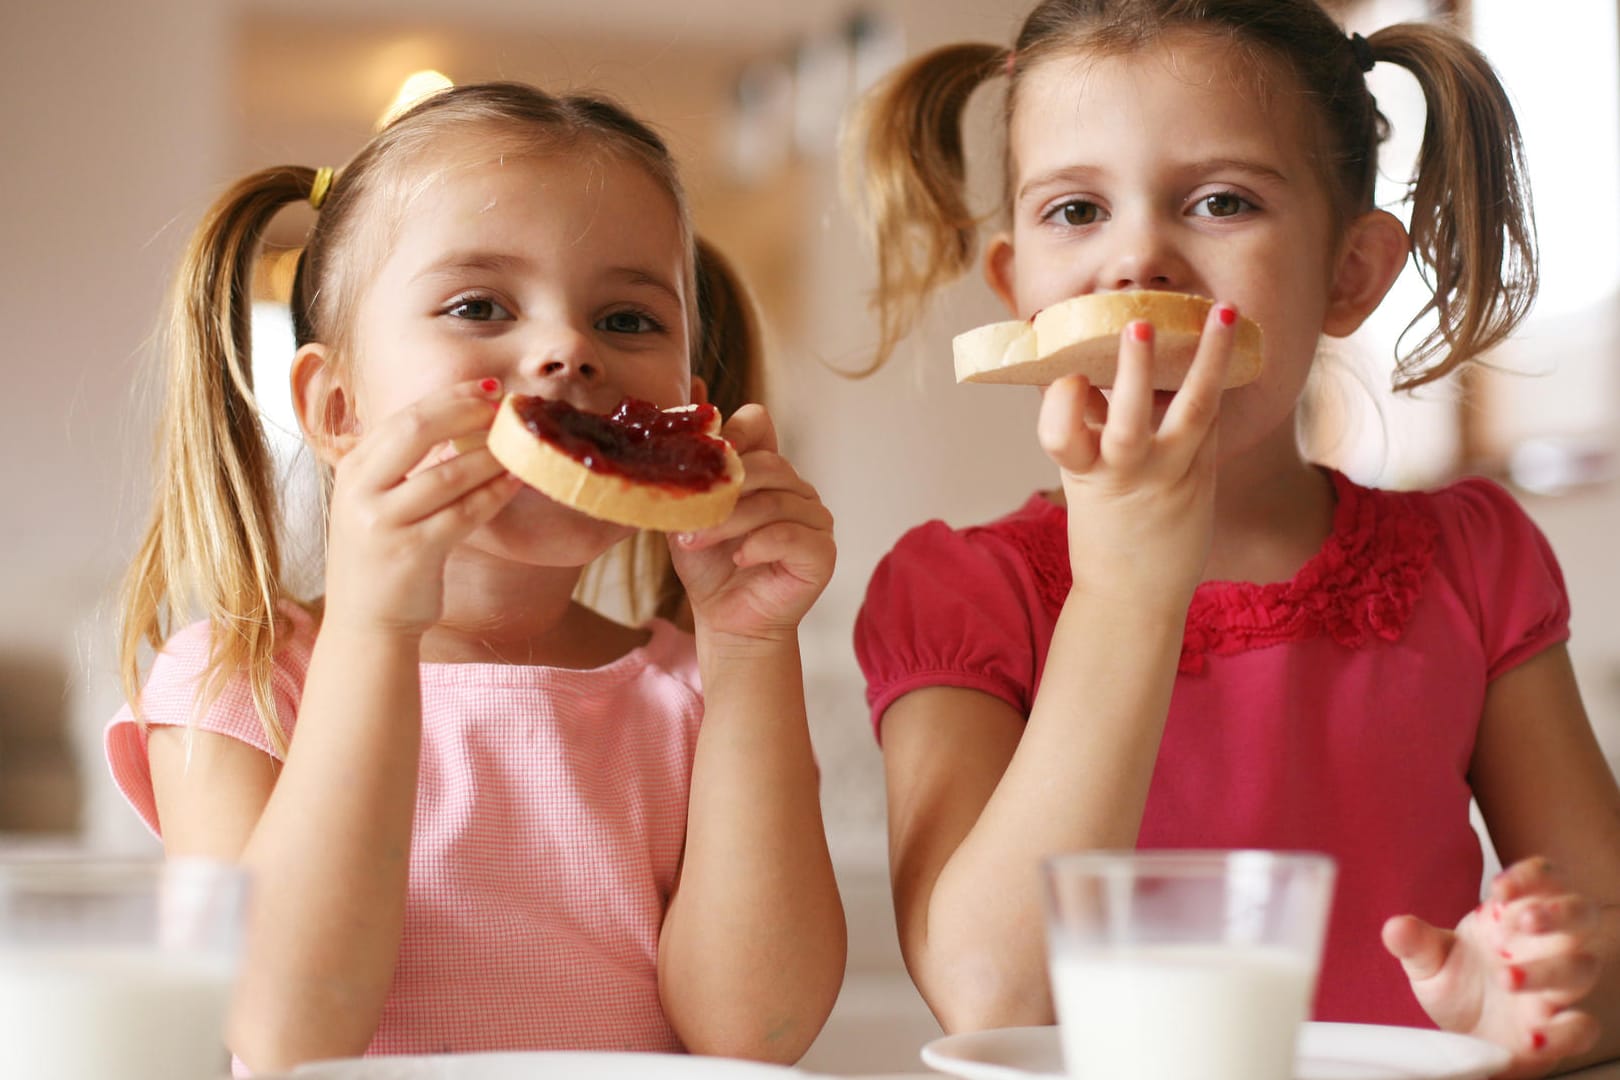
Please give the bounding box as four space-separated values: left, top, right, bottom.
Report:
486 395 743 532
953 290 1264 389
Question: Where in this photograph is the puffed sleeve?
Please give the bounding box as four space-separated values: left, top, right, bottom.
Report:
1430 477 1571 680
104 606 313 836
854 519 1043 742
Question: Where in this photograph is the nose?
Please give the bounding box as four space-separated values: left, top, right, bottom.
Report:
1098 210 1189 293
526 326 602 385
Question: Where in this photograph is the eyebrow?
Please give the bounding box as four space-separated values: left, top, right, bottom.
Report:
413 251 684 305
1017 157 1292 204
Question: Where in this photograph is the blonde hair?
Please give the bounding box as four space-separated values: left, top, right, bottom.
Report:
120 82 764 750
846 0 1537 391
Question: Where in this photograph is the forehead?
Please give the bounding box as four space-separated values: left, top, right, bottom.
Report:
385 140 687 269
1010 31 1319 181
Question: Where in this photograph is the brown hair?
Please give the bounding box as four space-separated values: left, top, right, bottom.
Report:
846 0 1537 391
120 82 763 749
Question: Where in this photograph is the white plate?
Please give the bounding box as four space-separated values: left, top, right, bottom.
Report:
920 1022 1512 1080
279 1050 804 1079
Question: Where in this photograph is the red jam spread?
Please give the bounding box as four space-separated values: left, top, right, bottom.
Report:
511 394 729 492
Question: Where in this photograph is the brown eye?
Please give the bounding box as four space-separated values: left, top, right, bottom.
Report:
1200 193 1248 218
1058 201 1101 226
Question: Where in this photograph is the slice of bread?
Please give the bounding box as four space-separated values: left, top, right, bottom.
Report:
486 394 743 532
953 290 1264 389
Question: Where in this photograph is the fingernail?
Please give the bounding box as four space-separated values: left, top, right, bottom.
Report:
1216 305 1237 327
1507 965 1526 991
1531 1030 1548 1052
675 533 696 546
479 378 500 394
1130 321 1153 342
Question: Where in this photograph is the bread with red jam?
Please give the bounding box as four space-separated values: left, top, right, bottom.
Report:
953 290 1264 389
486 394 743 532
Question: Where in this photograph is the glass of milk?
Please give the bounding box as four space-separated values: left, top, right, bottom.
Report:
1043 850 1335 1080
0 856 247 1080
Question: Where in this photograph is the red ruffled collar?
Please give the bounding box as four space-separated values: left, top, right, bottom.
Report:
999 470 1438 674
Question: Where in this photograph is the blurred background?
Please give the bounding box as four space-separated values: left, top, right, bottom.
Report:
2 0 1617 1070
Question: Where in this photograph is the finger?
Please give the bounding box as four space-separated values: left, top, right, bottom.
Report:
731 520 837 580
1382 914 1455 982
1520 1008 1600 1068
414 471 525 549
677 489 833 552
1490 857 1555 900
732 450 818 501
1160 302 1237 440
349 380 505 488
1508 893 1599 938
1037 374 1100 474
720 402 778 457
1502 950 1600 1006
1098 321 1154 466
382 446 514 526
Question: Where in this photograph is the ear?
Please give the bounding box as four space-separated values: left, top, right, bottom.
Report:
689 374 710 408
290 342 360 467
984 232 1020 317
1323 208 1409 339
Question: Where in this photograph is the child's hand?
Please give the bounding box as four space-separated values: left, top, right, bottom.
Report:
669 403 835 649
1037 303 1236 608
322 379 520 637
1382 857 1602 1077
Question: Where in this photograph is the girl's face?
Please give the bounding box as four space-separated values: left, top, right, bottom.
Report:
988 31 1371 463
345 143 694 564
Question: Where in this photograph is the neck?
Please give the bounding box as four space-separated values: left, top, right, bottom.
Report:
1202 424 1335 584
422 549 622 666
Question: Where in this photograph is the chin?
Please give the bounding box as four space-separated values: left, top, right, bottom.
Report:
477 487 636 567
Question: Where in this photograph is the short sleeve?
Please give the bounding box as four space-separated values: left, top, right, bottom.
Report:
854 519 1043 741
1429 477 1570 680
104 608 313 836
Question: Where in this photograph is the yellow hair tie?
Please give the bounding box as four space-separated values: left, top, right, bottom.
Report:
309 166 335 210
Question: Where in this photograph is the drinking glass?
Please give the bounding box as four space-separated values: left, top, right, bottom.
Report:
1043 850 1336 1080
0 856 247 1080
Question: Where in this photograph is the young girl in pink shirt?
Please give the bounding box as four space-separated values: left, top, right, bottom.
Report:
846 2 1620 1075
106 82 843 1074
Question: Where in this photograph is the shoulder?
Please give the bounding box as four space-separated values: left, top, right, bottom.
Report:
630 618 703 698
866 494 1063 602
133 604 315 737
1366 473 1569 676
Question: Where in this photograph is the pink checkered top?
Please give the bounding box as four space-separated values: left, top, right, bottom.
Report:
106 605 703 1057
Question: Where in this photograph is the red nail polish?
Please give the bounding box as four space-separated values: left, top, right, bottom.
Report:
1216 305 1237 327
479 378 499 394
1532 1030 1548 1052
1507 965 1526 991
1131 321 1153 342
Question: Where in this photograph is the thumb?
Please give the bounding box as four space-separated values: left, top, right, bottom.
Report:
1382 913 1454 982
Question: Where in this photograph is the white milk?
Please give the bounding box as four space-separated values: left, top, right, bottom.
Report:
1049 943 1314 1080
0 947 233 1080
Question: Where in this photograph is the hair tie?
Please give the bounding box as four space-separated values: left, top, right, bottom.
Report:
1348 32 1376 74
309 166 335 211
1004 48 1017 77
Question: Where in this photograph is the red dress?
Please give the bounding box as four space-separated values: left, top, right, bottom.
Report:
854 470 1570 1027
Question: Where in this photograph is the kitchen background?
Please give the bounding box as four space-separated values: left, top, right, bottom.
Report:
3 0 1617 1071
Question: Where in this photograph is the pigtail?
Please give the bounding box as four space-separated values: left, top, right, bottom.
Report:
844 43 1008 374
119 166 319 755
1366 24 1538 390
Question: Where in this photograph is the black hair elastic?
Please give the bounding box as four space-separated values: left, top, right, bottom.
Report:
1349 32 1376 73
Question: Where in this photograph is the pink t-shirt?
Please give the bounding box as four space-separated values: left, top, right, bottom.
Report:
855 470 1570 1029
106 606 703 1057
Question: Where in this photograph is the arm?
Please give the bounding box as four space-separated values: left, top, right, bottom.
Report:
1384 644 1620 1078
656 404 845 1062
883 309 1238 1033
148 380 516 1073
882 593 1187 1033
